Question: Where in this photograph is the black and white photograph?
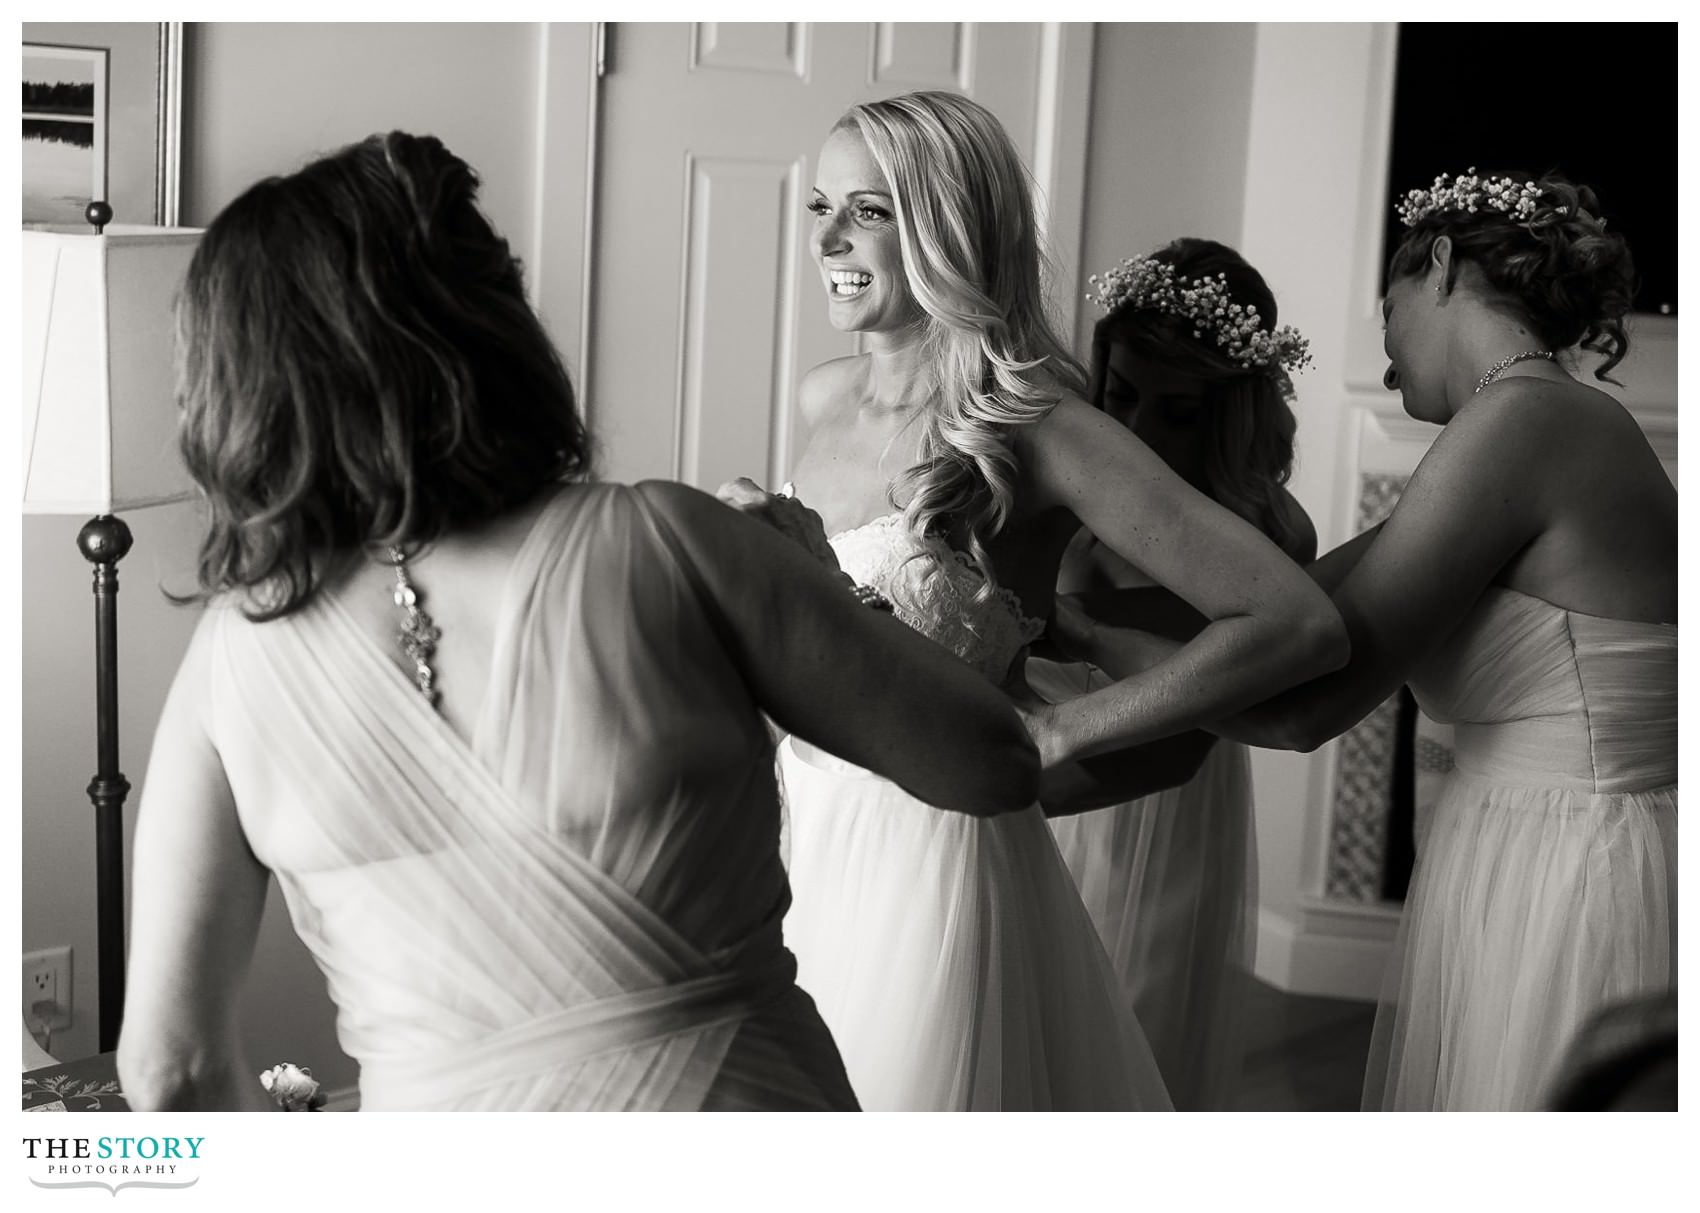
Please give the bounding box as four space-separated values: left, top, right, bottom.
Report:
10 13 1683 1208
22 44 107 225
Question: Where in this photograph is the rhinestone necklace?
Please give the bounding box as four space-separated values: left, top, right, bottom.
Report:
387 547 441 708
1474 349 1555 394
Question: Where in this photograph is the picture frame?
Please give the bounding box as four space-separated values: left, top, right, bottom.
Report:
22 22 182 228
22 43 107 225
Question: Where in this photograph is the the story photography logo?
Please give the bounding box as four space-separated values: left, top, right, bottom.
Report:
21 1134 204 1196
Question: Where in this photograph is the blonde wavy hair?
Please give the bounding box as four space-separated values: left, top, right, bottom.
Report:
838 91 1085 593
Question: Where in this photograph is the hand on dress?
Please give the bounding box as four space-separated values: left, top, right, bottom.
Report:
1002 661 1068 770
716 477 844 577
1045 593 1102 664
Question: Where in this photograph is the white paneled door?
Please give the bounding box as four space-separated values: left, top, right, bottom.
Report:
586 21 1085 489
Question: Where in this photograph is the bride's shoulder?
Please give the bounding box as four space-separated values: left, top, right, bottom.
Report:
1018 391 1115 456
799 355 864 426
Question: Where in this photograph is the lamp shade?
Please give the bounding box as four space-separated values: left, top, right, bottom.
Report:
22 224 202 515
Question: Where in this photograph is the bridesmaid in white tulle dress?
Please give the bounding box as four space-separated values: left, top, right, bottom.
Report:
1028 238 1317 1111
116 133 1044 1112
722 92 1348 1110
1065 169 1675 1112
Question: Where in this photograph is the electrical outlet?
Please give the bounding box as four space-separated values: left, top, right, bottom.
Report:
23 946 72 1033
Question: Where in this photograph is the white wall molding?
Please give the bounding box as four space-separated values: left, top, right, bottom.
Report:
1340 22 1400 394
1031 22 1095 342
533 22 600 397
1256 899 1400 1003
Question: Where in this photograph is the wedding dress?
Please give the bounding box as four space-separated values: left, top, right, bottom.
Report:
1362 586 1676 1111
778 514 1173 1110
187 484 858 1110
1027 658 1256 1112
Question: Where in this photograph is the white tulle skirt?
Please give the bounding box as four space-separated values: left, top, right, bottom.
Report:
1362 772 1677 1111
1047 744 1256 1111
778 736 1173 1111
1030 658 1256 1111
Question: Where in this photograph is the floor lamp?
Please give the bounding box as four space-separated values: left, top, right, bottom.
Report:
23 214 202 1054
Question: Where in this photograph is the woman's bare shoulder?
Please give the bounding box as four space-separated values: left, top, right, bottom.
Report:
1018 391 1160 473
1439 375 1649 478
1018 391 1106 452
799 355 865 426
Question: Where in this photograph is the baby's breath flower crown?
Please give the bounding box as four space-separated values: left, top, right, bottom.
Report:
1395 169 1545 228
1087 257 1312 375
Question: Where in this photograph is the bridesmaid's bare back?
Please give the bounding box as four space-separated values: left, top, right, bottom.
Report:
317 488 575 746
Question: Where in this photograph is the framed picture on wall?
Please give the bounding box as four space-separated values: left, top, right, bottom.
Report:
22 44 108 224
21 22 182 228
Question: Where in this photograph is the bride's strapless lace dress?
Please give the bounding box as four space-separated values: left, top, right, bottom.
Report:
779 514 1173 1110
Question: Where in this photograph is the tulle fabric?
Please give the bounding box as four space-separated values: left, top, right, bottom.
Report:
777 513 1170 1111
194 483 857 1111
1363 587 1676 1111
1030 656 1256 1111
780 739 1173 1110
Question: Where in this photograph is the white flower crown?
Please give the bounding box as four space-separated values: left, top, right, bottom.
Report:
1395 169 1544 228
1086 256 1313 375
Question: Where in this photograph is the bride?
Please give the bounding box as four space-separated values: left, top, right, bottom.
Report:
727 91 1348 1110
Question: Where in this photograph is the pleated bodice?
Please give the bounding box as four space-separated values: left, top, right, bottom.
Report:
1409 586 1675 794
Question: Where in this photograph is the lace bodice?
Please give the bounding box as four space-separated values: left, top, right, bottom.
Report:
831 513 1044 683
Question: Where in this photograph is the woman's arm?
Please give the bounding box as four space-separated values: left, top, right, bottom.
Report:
118 625 272 1111
1018 398 1348 766
1038 730 1219 816
1308 522 1384 594
1083 391 1553 751
1011 650 1216 815
637 481 1039 816
1056 586 1207 643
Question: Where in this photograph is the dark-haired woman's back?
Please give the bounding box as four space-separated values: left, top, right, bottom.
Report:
155 485 854 1109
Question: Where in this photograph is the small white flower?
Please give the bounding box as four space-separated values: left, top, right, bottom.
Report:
1088 254 1312 374
260 1062 326 1111
1398 169 1551 229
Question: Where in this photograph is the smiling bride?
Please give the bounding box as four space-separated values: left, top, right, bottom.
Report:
724 91 1348 1111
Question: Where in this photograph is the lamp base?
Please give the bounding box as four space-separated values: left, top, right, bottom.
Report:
78 513 134 1055
76 515 134 566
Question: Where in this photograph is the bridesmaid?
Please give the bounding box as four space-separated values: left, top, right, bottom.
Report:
1030 237 1314 1110
1062 169 1676 1111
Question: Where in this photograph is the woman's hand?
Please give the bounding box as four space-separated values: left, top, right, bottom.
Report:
1002 663 1070 769
1046 593 1100 664
716 478 842 575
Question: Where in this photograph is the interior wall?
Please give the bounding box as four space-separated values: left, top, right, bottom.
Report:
22 22 547 1086
1074 23 1257 354
1237 23 1399 993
